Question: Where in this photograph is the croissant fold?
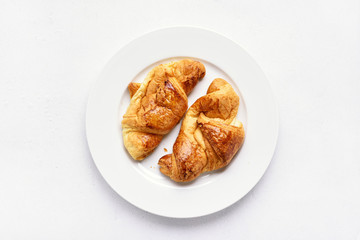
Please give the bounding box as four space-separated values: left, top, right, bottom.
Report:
122 59 206 160
158 78 245 182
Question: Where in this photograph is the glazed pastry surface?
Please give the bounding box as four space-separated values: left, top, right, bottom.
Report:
158 78 245 182
122 59 205 160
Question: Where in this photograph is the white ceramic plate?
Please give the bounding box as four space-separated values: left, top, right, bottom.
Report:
86 27 278 218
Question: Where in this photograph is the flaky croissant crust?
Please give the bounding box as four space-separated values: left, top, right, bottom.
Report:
158 78 245 182
122 59 205 160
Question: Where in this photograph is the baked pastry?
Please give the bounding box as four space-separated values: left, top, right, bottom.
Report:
122 59 206 160
158 78 245 182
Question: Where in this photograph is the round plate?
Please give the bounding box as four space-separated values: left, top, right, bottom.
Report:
86 27 278 218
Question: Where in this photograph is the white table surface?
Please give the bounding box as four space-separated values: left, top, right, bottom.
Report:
1 0 360 239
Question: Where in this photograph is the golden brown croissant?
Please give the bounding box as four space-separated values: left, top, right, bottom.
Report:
158 78 245 182
122 59 206 160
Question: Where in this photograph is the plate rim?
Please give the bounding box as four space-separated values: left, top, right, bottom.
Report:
86 26 279 218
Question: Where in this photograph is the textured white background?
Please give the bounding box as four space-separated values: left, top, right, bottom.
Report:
1 0 360 239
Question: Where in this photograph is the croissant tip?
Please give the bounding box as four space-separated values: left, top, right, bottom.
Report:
158 154 172 176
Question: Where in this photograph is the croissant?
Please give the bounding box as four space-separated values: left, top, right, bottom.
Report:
158 78 245 182
122 59 206 160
